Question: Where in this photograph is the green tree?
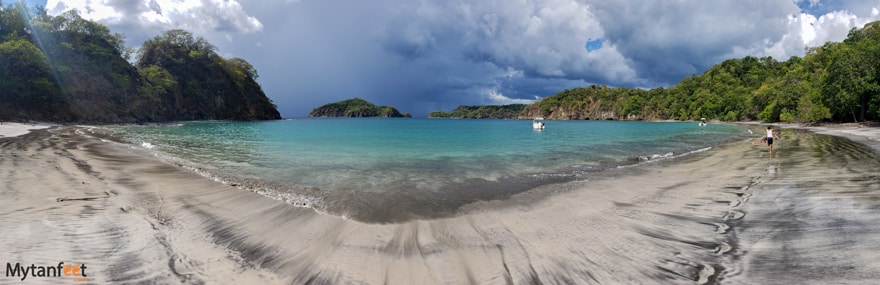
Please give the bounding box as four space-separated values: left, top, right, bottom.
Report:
138 29 216 68
224 57 259 81
0 2 28 41
0 38 64 113
822 25 880 121
796 93 831 124
310 98 407 118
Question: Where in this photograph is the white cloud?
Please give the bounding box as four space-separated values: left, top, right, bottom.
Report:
802 10 873 47
46 0 262 41
483 89 538 105
38 0 880 116
379 0 639 85
722 3 880 61
588 0 880 85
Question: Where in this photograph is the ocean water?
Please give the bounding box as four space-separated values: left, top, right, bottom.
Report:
96 119 746 191
93 119 747 220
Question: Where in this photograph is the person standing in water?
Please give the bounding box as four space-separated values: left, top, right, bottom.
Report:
766 126 780 154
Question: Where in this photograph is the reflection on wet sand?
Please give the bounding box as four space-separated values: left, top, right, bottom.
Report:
1 127 879 284
727 129 880 284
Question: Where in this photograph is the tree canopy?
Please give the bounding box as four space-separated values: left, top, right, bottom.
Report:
429 104 527 119
134 29 278 120
0 38 66 118
0 4 279 122
523 21 880 123
3 2 879 123
309 98 411 118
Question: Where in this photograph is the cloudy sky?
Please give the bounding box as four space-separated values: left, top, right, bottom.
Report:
22 0 880 117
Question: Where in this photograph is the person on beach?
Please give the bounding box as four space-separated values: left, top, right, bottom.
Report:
766 126 780 154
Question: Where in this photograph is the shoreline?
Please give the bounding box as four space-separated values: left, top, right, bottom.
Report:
80 120 746 224
1 124 880 283
0 122 54 138
736 121 880 151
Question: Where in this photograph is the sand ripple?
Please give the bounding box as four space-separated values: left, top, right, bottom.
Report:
2 127 880 284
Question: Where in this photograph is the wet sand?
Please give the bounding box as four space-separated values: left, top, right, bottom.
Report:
1 125 880 284
0 122 51 138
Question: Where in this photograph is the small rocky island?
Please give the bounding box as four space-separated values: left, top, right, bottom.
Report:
309 98 411 118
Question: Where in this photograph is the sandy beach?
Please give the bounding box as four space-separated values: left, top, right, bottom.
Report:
2 124 880 284
0 122 52 138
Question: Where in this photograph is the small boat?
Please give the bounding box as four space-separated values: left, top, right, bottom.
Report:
533 117 545 129
699 118 707 127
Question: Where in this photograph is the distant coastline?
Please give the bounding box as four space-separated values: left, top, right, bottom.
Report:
3 4 878 126
427 21 880 124
428 104 527 119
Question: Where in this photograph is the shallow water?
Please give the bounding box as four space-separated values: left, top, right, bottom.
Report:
722 129 880 284
92 119 746 221
96 119 744 192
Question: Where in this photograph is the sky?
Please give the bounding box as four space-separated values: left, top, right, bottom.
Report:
17 0 880 117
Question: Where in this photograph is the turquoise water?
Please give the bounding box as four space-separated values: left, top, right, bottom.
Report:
96 119 746 195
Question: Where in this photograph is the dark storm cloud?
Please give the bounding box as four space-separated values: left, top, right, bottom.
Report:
589 0 799 86
209 0 609 117
45 0 880 117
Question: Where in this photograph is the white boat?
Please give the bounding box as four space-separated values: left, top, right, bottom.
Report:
533 117 545 129
699 118 707 127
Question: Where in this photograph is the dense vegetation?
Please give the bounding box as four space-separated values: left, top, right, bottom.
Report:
428 104 526 119
309 98 411 118
522 21 880 123
0 3 279 122
4 2 878 124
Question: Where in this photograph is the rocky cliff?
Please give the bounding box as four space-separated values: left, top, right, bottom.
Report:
519 103 628 120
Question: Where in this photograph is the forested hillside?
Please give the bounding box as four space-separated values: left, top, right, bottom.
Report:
523 21 880 123
0 3 279 122
428 104 526 119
